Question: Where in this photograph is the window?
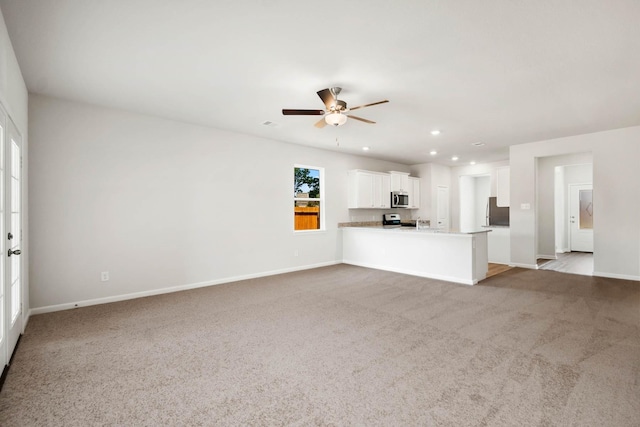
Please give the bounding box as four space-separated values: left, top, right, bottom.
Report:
294 165 323 231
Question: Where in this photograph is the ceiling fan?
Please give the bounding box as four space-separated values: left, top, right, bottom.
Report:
282 87 389 128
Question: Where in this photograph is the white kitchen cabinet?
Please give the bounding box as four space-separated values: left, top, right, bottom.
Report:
373 174 391 209
408 177 420 209
389 171 410 192
348 170 391 209
496 167 510 207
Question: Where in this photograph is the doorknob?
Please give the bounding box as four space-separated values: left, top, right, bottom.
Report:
8 249 21 257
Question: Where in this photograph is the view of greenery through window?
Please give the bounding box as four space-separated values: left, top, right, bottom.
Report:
294 167 321 230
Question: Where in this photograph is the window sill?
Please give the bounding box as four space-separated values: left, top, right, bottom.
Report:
293 229 327 234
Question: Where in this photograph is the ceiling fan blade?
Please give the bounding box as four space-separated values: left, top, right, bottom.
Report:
347 115 376 124
282 109 325 115
348 99 389 111
317 88 335 110
314 118 327 128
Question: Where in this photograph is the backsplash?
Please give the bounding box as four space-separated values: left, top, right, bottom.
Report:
347 210 420 223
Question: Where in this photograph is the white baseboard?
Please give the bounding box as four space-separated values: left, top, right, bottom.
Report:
508 263 539 269
536 254 557 260
29 261 341 316
593 271 640 282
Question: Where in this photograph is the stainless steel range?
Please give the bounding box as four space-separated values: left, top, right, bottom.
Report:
383 213 402 227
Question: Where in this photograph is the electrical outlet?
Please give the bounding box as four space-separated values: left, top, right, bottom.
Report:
101 271 109 282
294 250 299 257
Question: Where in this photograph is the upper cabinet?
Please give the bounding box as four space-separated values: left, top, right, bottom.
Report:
348 170 390 209
408 177 420 209
496 166 510 207
389 171 410 192
348 170 419 209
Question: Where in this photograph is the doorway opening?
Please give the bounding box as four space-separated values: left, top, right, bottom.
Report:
538 160 593 276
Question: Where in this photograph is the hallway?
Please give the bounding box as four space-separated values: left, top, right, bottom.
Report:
538 252 594 276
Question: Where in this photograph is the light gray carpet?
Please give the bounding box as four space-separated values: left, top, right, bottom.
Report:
1 264 638 426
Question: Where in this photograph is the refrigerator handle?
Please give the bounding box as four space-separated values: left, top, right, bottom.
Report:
486 200 490 226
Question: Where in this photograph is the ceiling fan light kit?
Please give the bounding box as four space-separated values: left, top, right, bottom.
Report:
325 112 348 126
282 87 388 128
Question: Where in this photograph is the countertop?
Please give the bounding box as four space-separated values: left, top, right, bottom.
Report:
342 225 491 235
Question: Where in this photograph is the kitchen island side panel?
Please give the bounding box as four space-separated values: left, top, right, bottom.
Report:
342 228 488 285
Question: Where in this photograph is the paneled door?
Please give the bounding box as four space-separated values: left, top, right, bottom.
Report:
436 186 450 229
0 107 6 370
0 110 23 370
569 184 593 252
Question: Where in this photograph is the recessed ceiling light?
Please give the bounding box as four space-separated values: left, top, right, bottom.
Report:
472 141 485 146
470 161 476 165
430 150 437 156
451 156 459 161
431 130 441 136
362 146 370 151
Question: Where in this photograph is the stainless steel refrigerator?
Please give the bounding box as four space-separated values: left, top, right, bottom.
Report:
486 197 510 226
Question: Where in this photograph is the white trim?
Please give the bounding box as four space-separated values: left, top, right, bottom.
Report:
509 262 539 269
294 164 325 232
29 261 340 315
536 254 557 260
593 271 640 282
488 261 512 266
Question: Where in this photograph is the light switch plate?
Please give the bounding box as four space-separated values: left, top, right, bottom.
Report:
520 203 531 210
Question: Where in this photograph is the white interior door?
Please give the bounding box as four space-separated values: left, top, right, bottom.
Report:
569 184 593 252
436 186 450 229
0 108 6 370
5 118 22 360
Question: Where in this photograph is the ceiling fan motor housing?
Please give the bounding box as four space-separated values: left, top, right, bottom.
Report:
332 99 347 111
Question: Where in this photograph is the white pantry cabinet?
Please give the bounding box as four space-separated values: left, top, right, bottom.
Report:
496 167 510 207
348 170 391 209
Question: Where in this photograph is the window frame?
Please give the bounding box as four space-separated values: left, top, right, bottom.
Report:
293 164 325 233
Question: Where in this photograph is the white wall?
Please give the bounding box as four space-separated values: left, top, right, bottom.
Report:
510 127 640 280
459 175 490 231
29 95 410 311
0 7 29 318
536 153 592 258
474 176 490 228
0 8 27 132
554 167 566 253
410 163 451 224
449 160 509 230
459 176 474 230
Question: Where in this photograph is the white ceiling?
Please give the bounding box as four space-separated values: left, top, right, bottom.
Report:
2 0 639 165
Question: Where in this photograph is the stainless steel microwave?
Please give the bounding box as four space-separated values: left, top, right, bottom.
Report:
391 191 409 208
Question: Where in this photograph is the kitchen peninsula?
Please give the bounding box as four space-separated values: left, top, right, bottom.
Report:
341 226 489 285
